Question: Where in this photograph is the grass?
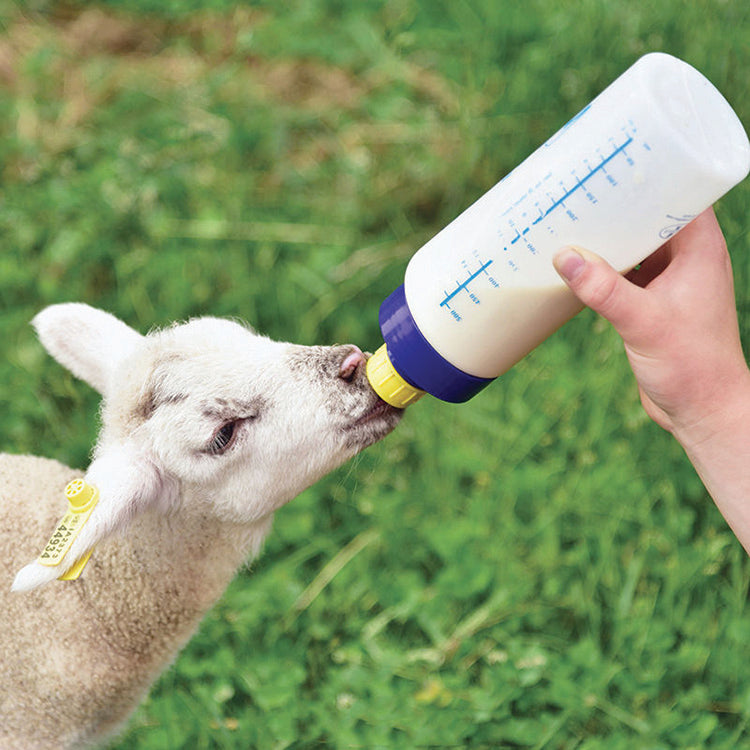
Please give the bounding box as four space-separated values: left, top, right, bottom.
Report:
1 0 750 747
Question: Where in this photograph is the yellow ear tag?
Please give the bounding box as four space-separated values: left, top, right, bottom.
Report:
37 479 99 581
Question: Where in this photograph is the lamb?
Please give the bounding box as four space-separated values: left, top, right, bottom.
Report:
0 302 401 749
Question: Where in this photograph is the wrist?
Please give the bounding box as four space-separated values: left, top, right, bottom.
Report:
671 366 750 452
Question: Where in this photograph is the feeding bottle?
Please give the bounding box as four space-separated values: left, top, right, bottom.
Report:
366 52 750 408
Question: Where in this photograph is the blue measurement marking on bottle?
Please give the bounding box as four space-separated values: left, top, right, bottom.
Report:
440 259 494 311
535 135 633 221
438 132 635 316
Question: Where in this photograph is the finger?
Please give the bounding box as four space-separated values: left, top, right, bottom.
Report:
623 208 721 289
650 209 733 304
662 208 728 274
553 246 650 337
623 208 730 303
670 207 722 252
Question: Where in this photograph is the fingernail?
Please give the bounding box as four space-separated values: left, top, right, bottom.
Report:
554 247 585 281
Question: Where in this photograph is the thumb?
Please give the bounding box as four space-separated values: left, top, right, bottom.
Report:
553 246 646 335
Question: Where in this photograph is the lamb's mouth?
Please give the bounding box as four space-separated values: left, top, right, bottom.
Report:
353 397 401 425
344 396 403 447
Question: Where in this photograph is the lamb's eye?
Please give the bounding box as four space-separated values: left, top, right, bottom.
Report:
208 421 239 455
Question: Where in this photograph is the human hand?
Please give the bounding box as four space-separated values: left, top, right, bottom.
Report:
553 208 750 446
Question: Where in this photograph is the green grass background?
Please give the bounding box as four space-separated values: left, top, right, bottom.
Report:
2 1 750 747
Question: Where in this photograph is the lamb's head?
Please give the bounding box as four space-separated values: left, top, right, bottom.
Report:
103 313 400 516
12 303 401 591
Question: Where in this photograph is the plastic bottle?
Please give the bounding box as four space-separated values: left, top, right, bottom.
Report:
366 52 750 408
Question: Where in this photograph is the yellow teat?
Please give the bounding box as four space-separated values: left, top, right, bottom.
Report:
366 344 425 409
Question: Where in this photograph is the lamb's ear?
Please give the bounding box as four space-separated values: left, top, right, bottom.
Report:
11 444 176 592
33 303 143 396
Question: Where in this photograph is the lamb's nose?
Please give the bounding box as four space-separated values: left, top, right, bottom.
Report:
339 346 366 382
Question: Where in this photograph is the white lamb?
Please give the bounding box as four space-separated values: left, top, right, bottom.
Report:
0 303 401 749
